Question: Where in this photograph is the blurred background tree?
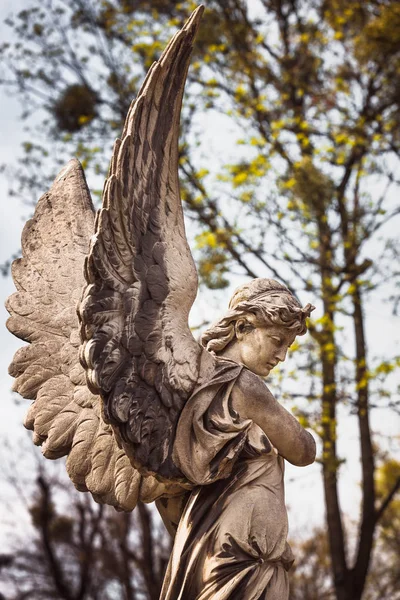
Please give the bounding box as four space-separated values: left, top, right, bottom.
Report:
1 1 400 599
1 458 170 599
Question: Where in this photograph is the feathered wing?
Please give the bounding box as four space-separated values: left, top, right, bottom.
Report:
79 7 204 480
6 159 169 510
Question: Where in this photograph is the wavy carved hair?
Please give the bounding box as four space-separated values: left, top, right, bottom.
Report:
201 278 314 353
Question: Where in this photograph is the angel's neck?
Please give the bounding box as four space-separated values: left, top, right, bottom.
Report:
218 341 242 364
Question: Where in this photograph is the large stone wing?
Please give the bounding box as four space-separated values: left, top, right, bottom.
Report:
79 8 204 480
6 160 170 510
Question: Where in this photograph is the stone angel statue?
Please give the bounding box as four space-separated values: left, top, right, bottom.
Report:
6 6 316 599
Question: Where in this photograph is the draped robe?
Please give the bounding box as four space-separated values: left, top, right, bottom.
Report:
159 355 294 600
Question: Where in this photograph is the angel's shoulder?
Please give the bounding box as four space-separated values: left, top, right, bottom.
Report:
236 368 270 397
231 368 278 419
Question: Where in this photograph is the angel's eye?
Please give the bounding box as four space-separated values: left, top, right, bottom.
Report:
270 336 282 345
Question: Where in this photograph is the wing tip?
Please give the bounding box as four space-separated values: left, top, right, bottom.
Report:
119 6 204 141
161 5 204 63
53 158 95 213
55 158 83 183
185 5 205 30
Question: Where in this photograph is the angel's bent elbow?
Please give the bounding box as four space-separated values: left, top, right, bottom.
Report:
297 432 316 466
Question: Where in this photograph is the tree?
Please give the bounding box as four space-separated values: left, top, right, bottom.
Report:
289 460 400 600
363 459 400 599
2 457 398 600
1 457 170 600
1 1 400 599
289 458 400 600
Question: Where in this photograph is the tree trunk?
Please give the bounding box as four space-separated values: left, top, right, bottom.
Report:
315 214 350 599
349 283 376 600
320 322 349 599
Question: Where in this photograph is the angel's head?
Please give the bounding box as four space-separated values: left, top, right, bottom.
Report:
200 278 315 377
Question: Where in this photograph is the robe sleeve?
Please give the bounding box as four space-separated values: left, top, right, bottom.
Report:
172 356 254 485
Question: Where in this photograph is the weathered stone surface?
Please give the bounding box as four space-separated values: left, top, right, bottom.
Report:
6 7 316 598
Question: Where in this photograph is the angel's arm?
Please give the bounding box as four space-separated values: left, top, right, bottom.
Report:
231 369 316 466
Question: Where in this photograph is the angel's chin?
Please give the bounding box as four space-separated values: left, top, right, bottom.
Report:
251 365 271 377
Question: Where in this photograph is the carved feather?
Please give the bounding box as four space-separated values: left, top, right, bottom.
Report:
6 159 166 511
114 448 141 511
85 418 118 502
66 406 99 488
79 7 205 479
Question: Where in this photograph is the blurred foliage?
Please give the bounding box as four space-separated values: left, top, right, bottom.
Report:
53 84 98 132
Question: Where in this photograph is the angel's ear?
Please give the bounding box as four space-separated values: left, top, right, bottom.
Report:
235 318 254 340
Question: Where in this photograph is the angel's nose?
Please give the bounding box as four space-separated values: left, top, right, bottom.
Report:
275 347 287 362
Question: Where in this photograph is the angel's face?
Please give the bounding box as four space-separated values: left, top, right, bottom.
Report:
235 316 297 377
